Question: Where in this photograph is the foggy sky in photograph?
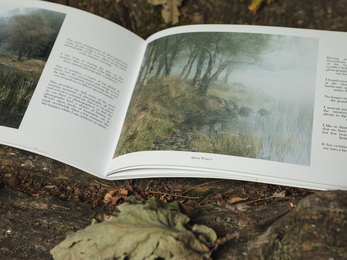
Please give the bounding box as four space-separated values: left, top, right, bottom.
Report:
0 4 33 18
165 34 319 103
222 36 319 101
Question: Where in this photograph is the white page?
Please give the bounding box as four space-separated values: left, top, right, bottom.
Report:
0 0 145 176
108 25 347 190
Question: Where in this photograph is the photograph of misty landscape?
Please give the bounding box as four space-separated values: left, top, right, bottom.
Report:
115 32 319 166
0 5 65 128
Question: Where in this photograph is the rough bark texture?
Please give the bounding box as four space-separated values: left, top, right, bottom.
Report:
247 190 347 260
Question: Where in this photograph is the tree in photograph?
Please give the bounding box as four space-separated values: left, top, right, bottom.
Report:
140 41 158 87
39 10 66 58
0 17 10 44
195 33 273 95
140 34 191 87
7 11 54 61
179 43 198 78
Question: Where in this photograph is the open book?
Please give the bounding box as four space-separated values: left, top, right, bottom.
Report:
0 0 346 190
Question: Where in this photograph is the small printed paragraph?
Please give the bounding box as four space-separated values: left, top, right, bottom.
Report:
322 123 347 140
41 80 114 129
326 56 347 76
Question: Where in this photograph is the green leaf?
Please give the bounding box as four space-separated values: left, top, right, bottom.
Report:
50 196 216 260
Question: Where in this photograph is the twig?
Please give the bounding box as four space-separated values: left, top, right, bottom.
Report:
182 179 226 194
245 194 280 204
94 180 113 188
198 181 237 205
213 224 256 250
147 190 199 199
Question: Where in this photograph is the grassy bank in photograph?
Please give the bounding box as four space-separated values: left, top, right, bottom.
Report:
114 77 260 158
0 53 43 128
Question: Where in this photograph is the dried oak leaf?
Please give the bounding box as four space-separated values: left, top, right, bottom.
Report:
50 195 217 260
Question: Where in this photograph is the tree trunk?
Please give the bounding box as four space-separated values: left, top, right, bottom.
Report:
199 55 234 95
163 37 169 76
180 45 197 77
184 53 198 79
141 35 191 87
165 44 179 77
192 49 206 87
223 63 233 84
17 49 23 62
141 42 157 87
199 43 220 90
155 56 165 77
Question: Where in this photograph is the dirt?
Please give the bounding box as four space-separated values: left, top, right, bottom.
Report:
0 143 314 259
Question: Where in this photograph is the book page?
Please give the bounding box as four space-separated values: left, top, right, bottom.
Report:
0 0 145 176
108 25 347 190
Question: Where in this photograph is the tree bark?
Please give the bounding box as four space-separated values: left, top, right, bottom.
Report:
180 45 197 78
192 49 206 88
199 55 234 95
199 41 221 90
164 43 179 77
184 52 198 79
223 63 233 84
142 35 191 87
141 42 157 87
155 56 165 77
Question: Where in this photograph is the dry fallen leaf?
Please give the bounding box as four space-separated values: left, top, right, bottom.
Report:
248 0 276 16
151 0 183 24
104 187 129 205
51 196 217 260
227 196 249 204
272 191 286 198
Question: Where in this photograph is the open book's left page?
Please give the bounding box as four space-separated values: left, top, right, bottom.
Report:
0 0 145 177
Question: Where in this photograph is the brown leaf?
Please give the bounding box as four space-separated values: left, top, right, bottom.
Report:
104 187 129 205
273 191 286 198
151 0 183 24
217 200 226 207
119 187 128 195
210 193 223 201
227 196 249 204
104 193 113 201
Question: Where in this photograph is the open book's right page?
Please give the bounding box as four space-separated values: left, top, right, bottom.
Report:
108 25 347 190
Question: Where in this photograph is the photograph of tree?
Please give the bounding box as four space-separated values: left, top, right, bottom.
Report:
115 32 319 166
0 5 65 128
